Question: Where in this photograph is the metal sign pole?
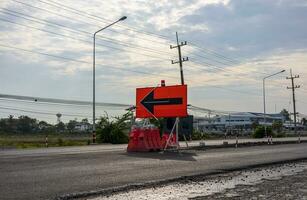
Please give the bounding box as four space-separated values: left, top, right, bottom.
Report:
163 117 179 151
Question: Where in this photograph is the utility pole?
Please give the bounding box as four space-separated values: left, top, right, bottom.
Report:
169 32 189 149
286 69 300 142
170 32 188 85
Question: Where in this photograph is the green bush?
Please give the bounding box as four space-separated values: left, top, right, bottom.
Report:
272 121 283 133
110 128 128 144
252 126 274 138
191 130 211 140
57 138 63 146
191 130 202 140
96 112 131 144
276 132 286 138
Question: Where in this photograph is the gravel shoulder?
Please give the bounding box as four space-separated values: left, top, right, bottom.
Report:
86 161 307 200
194 165 307 200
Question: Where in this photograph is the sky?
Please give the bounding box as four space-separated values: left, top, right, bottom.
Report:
0 0 307 123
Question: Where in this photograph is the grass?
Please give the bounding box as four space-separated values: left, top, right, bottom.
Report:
0 133 90 149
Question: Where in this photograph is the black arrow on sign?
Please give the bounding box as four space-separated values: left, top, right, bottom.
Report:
141 90 183 114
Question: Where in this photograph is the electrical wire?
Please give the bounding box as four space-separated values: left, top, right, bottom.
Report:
0 105 92 118
34 0 175 43
0 16 174 61
10 0 172 46
0 43 181 80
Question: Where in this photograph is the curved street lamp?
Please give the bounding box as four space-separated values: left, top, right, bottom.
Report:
263 69 285 139
92 16 127 143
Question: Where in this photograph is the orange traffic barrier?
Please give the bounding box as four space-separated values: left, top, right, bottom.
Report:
127 127 162 152
161 132 177 149
127 127 140 151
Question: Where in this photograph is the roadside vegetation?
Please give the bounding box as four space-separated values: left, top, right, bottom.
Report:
0 115 91 149
96 112 132 144
0 112 133 148
1 111 306 149
0 133 89 149
252 121 286 138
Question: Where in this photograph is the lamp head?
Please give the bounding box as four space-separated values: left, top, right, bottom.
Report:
119 16 127 21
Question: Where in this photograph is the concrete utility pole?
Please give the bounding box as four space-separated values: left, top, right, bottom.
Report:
170 32 188 85
169 32 189 148
286 69 300 142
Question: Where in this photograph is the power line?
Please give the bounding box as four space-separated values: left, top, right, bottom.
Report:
34 0 174 42
34 0 250 68
0 110 56 121
0 43 289 102
187 49 239 67
0 43 88 63
188 105 237 115
189 59 235 73
0 93 131 107
187 60 263 84
188 41 242 65
0 6 294 103
0 105 92 118
6 1 279 80
188 53 268 76
0 98 125 110
13 0 282 80
0 14 174 60
11 0 172 46
0 43 181 80
1 11 248 80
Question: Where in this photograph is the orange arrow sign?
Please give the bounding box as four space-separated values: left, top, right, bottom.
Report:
136 85 187 118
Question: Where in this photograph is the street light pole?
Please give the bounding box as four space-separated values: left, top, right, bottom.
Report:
263 69 285 140
92 16 127 143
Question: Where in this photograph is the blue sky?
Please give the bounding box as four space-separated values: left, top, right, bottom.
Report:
0 0 306 123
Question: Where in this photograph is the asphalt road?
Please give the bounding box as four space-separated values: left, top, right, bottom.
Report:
1 143 307 200
1 137 306 158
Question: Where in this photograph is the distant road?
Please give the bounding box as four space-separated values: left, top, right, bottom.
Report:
1 141 307 200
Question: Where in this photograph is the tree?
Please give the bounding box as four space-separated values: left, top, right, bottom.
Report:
38 121 54 133
251 121 259 130
17 116 37 134
7 115 17 133
67 120 77 133
56 122 66 132
302 118 307 126
280 109 290 121
0 118 7 133
252 125 273 138
272 121 283 133
81 118 89 123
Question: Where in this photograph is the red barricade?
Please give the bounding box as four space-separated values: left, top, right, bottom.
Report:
144 128 154 151
161 132 177 149
152 128 162 150
137 130 149 151
127 127 162 152
127 127 140 151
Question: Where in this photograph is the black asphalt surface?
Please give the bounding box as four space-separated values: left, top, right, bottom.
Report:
1 143 307 200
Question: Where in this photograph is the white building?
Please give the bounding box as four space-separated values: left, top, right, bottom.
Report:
194 112 285 133
74 122 91 132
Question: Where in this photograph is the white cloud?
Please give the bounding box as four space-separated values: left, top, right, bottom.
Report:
0 0 306 121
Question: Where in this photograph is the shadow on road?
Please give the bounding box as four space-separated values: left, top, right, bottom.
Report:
124 151 197 162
